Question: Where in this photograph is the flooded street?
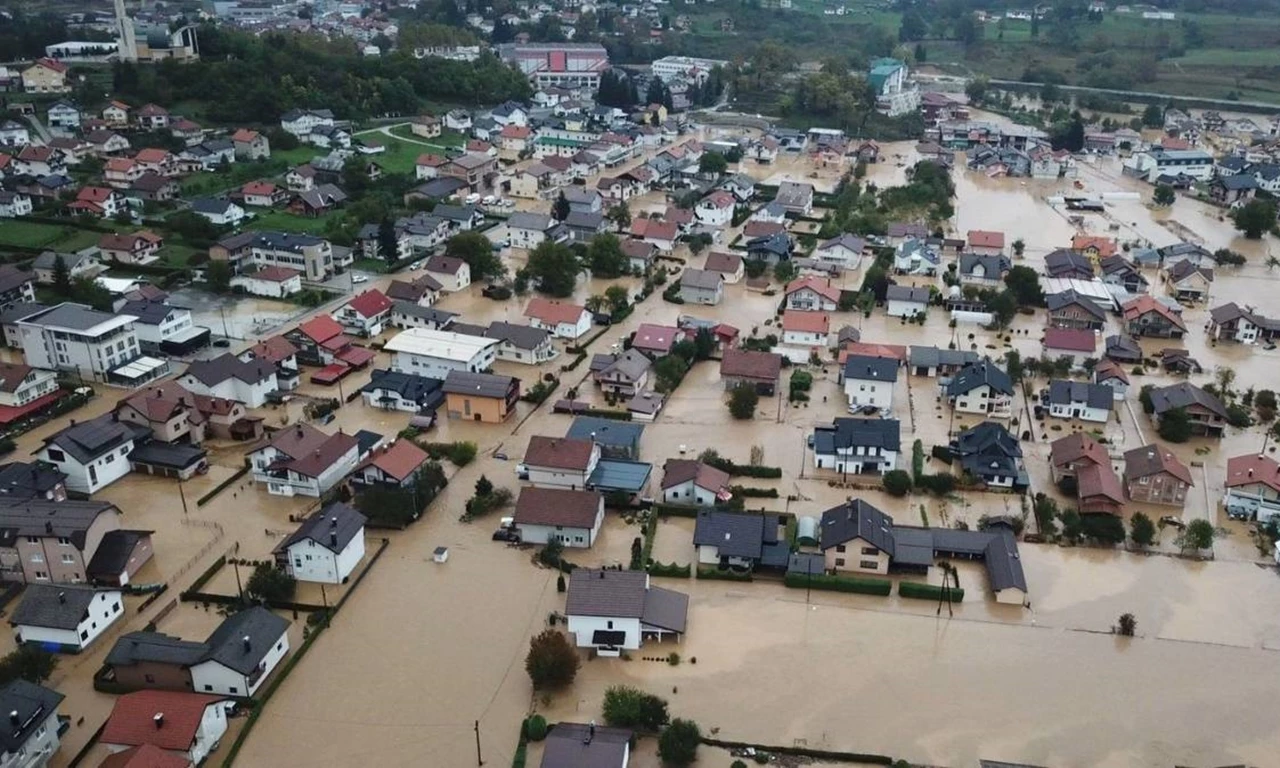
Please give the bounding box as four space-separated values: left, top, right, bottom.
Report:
24 118 1280 767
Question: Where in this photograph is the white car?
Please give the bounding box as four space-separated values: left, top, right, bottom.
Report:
351 274 369 284
481 195 497 206
465 193 481 205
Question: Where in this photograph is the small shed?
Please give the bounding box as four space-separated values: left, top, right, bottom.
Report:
795 516 819 547
432 546 449 563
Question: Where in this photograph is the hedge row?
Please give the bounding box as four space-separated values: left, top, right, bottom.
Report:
697 567 753 582
196 466 250 507
731 485 779 498
783 571 892 596
559 351 588 372
181 556 226 597
702 455 783 479
899 581 965 602
699 737 893 765
651 503 699 518
565 406 631 421
647 561 692 578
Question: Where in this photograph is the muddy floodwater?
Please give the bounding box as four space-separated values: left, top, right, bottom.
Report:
31 124 1280 767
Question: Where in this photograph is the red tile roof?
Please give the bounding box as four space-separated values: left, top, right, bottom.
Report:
297 315 344 344
1077 462 1125 505
242 181 277 197
630 219 678 242
1225 454 1280 493
32 57 68 73
742 220 786 239
1049 433 1109 470
1122 295 1186 331
720 349 781 381
76 186 116 203
524 436 595 471
1043 327 1096 353
1071 235 1117 257
785 277 841 303
781 311 830 334
967 229 1005 249
345 289 392 318
525 297 587 326
250 266 302 283
135 148 170 164
231 129 259 143
500 124 532 139
98 743 191 768
101 691 226 752
631 324 681 354
357 439 430 482
416 154 448 167
836 341 907 363
513 487 602 528
247 335 298 363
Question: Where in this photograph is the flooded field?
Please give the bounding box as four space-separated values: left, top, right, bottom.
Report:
21 118 1280 767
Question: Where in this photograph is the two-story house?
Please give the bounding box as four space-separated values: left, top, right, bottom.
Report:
332 289 392 338
178 354 277 408
520 436 600 491
273 502 367 584
1046 289 1107 331
1224 454 1280 523
1148 382 1228 437
1123 443 1192 507
524 298 591 340
1045 379 1114 423
511 487 604 548
946 359 1013 419
811 417 901 476
592 349 651 397
784 277 841 312
248 423 360 497
842 354 898 412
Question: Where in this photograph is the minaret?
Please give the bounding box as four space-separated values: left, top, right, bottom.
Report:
115 0 138 62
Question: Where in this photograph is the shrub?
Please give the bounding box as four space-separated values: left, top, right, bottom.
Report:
930 445 954 463
647 561 692 578
602 685 669 731
899 581 965 602
0 646 57 686
1116 612 1137 636
916 473 957 496
882 469 913 497
783 572 891 595
525 714 548 741
422 441 478 466
246 563 297 603
525 629 579 690
728 382 759 419
658 719 701 766
696 566 752 582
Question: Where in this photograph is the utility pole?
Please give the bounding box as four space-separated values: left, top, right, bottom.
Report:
177 476 188 515
474 720 483 766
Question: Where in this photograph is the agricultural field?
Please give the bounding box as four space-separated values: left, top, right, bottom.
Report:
0 221 103 252
249 209 341 235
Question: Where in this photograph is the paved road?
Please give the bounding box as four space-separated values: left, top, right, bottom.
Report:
23 114 50 143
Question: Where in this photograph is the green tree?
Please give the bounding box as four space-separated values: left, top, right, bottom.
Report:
1004 265 1045 307
1139 384 1155 414
606 202 631 231
882 469 913 497
587 234 630 278
964 75 989 105
658 719 701 767
652 355 690 394
1152 183 1176 206
602 685 669 731
1255 389 1277 422
206 260 233 293
1129 512 1156 547
604 284 630 315
246 564 297 602
475 474 494 498
70 276 113 311
692 327 715 360
1141 103 1164 128
526 240 580 297
52 254 71 296
446 231 505 282
377 217 400 264
1157 407 1193 443
1080 513 1125 544
1182 518 1215 552
1231 199 1278 239
1116 613 1137 636
524 629 579 689
551 191 571 221
899 10 927 42
728 383 759 419
1059 508 1084 544
698 152 727 176
0 646 57 686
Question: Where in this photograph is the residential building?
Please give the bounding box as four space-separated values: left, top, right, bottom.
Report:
818 498 895 575
958 253 1010 287
592 350 651 397
784 277 840 312
230 266 302 298
1075 460 1127 515
360 369 444 415
102 691 229 765
907 346 979 378
67 186 124 218
1223 454 1280 523
1045 379 1114 423
694 190 735 227
1123 443 1193 506
507 212 561 250
1100 255 1149 294
11 584 123 652
333 289 392 338
842 354 898 411
1165 260 1213 302
540 723 632 768
1049 432 1111 485
116 381 261 445
0 681 64 766
678 269 724 305
0 191 33 218
524 298 591 340
1148 381 1228 437
511 487 604 547
441 370 519 423
703 252 743 284
390 303 456 332
564 569 687 653
630 324 683 360
212 231 336 282
1047 289 1107 331
774 181 813 215
1123 148 1214 182
566 418 643 461
1093 359 1130 402
885 285 930 318
660 459 731 506
352 439 433 488
424 255 471 292
178 354 276 408
966 230 1005 255
950 422 1027 490
0 497 139 585
22 58 69 93
693 510 790 570
231 128 269 160
522 436 600 491
31 251 101 287
946 359 1013 418
719 349 781 395
385 327 498 379
0 461 66 503
1042 327 1096 369
811 418 900 475
35 414 145 494
0 266 35 313
280 108 335 138
1044 249 1095 279
189 197 245 227
272 502 366 584
1208 302 1280 344
1122 295 1187 338
117 299 209 356
497 43 609 89
812 234 865 271
0 362 59 411
248 423 360 498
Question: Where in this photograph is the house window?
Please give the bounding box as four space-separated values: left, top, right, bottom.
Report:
25 536 38 544
834 558 845 567
835 545 846 553
80 630 88 640
30 553 43 564
204 685 213 691
34 725 45 739
57 537 70 546
105 454 114 464
60 554 73 564
861 547 878 556
230 686 238 694
34 572 47 580
607 620 613 629
859 560 879 570
46 449 65 462
113 602 121 613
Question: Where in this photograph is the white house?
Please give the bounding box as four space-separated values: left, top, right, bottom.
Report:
1124 148 1214 182
0 362 59 409
893 239 940 276
189 198 245 226
565 569 688 653
424 254 471 292
178 353 277 409
694 190 735 227
359 369 445 414
247 423 360 498
188 607 290 697
1224 454 1280 523
885 284 930 318
511 487 604 547
784 277 841 312
18 302 158 385
1045 379 1114 423
280 108 335 138
332 289 392 338
842 354 898 411
524 298 591 340
11 585 124 652
946 359 1014 419
506 211 560 250
813 234 865 270
779 311 830 364
385 327 498 380
811 418 901 474
660 459 731 506
230 266 303 298
0 680 64 767
101 691 228 766
0 191 33 218
485 321 558 365
273 502 367 584
37 415 143 495
521 435 600 491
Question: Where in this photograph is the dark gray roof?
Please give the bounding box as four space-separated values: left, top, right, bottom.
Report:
10 584 111 630
106 631 209 667
486 321 550 350
1046 379 1114 410
1046 289 1106 319
597 349 650 382
0 461 65 501
391 301 456 325
541 723 632 768
1043 249 1093 276
565 569 648 619
0 266 35 295
812 418 901 455
692 511 780 559
1104 334 1142 362
128 440 207 471
33 251 95 272
87 530 152 581
202 607 290 675
819 499 894 554
1167 259 1213 284
566 417 643 450
431 203 478 223
843 354 899 383
22 302 116 331
190 197 237 215
885 284 930 303
184 353 275 387
412 177 468 199
0 302 47 326
362 369 444 408
1149 381 1227 418
959 252 1011 277
787 552 826 576
116 299 177 326
953 421 1022 459
947 359 1012 397
0 498 118 549
640 585 688 633
274 502 366 555
0 681 63 754
43 414 146 464
507 211 554 231
745 231 791 257
908 346 978 369
442 370 514 398
888 525 934 567
564 210 604 230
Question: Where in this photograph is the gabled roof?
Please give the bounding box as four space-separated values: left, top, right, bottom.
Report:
1123 443 1193 486
183 353 275 388
785 277 841 303
819 499 894 554
295 314 344 344
513 487 601 529
693 510 781 559
1225 454 1280 493
274 502 366 554
1046 289 1106 319
524 436 595 470
947 359 1012 396
1043 327 1096 353
813 418 900 454
201 606 290 675
1167 260 1214 284
565 569 688 633
885 284 930 303
966 229 1005 249
0 681 63 755
10 584 112 630
660 459 730 494
1148 381 1227 419
1049 432 1109 470
525 297 587 326
102 691 227 752
1046 378 1114 410
842 354 898 383
541 723 632 768
1122 294 1187 331
781 311 829 335
343 289 392 319
720 349 781 381
442 370 513 398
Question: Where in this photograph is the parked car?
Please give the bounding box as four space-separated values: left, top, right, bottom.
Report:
352 274 369 284
465 193 481 205
1159 515 1186 530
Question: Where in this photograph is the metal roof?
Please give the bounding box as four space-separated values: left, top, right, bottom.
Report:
587 459 652 493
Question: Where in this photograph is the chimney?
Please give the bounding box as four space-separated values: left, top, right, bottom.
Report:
44 521 52 534
7 711 17 726
153 713 164 729
330 516 338 527
57 591 65 604
329 531 338 548
1249 468 1254 477
242 635 251 653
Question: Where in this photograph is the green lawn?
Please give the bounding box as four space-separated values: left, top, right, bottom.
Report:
359 135 435 176
0 221 102 252
181 159 288 196
273 146 323 167
385 124 467 150
250 209 340 235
